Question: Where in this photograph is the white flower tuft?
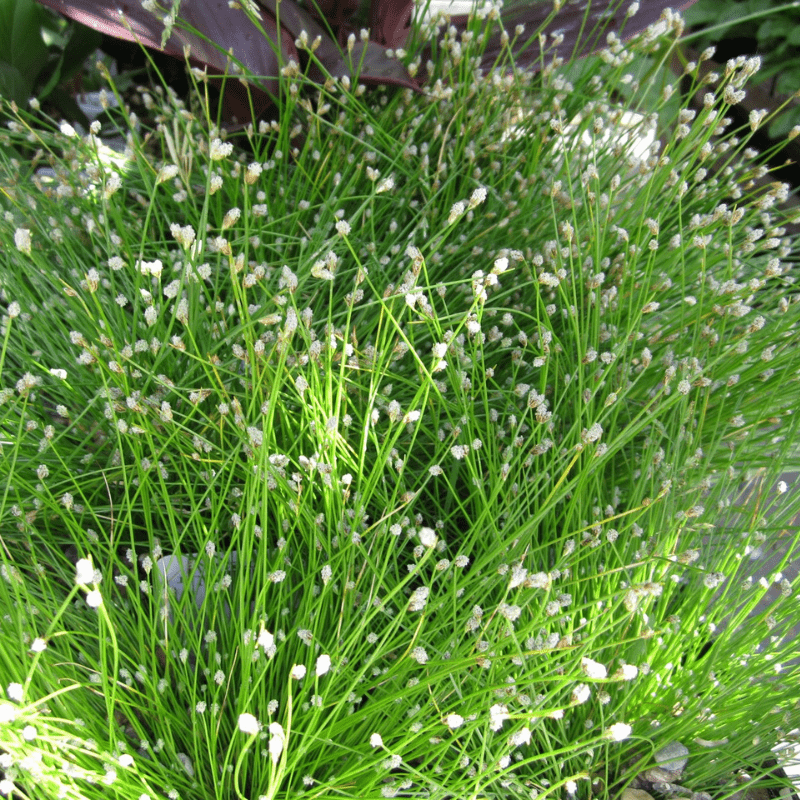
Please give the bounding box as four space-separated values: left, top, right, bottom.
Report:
257 628 274 650
209 138 234 160
468 186 487 209
268 722 285 764
448 201 465 224
315 654 331 676
606 722 632 741
489 703 509 732
418 527 437 548
75 558 94 585
85 589 103 608
14 229 32 255
581 657 607 679
571 684 590 704
238 713 260 735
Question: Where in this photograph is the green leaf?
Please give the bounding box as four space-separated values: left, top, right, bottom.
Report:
39 4 67 46
0 0 50 95
683 0 728 27
775 68 800 95
0 59 32 105
38 20 102 99
768 113 791 139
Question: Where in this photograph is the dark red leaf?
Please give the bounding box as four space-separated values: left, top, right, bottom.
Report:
256 0 418 87
369 0 413 49
33 0 697 123
437 0 699 70
34 0 295 118
307 0 359 44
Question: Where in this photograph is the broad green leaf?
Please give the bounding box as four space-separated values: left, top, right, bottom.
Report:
0 0 50 95
0 59 32 105
775 68 800 95
38 19 102 99
767 101 800 138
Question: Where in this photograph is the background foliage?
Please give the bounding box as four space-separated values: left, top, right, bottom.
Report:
684 0 800 137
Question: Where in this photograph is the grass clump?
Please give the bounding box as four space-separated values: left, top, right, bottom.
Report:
1 7 800 799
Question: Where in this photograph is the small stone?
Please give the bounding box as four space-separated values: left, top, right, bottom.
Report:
654 741 689 774
622 789 656 800
643 768 682 784
727 789 771 800
651 782 674 794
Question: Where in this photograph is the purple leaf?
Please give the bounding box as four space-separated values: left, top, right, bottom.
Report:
256 0 418 87
437 0 699 70
33 0 697 122
35 0 297 119
370 0 414 48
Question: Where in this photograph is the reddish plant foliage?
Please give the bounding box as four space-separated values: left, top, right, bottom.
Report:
33 0 696 121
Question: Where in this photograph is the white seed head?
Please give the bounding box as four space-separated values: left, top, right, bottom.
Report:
268 722 285 764
257 628 274 650
14 228 32 255
418 527 437 547
238 713 260 735
210 138 234 160
315 654 331 676
581 657 607 679
85 589 103 608
489 703 509 732
75 558 95 585
572 683 590 704
606 722 632 741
